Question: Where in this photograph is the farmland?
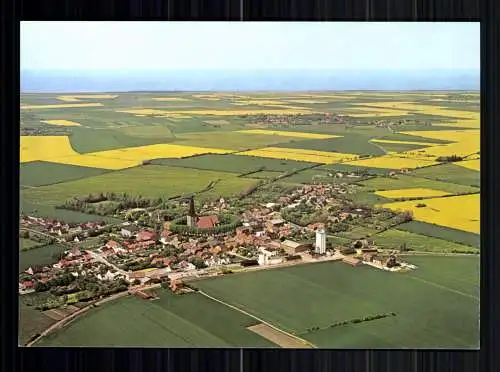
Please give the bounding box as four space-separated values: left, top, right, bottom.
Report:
19 91 480 349
37 290 276 347
192 258 478 348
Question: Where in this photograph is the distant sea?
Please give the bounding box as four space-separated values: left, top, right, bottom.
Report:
21 69 480 93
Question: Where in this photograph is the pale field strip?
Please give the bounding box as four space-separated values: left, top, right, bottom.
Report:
237 147 359 164
151 97 190 102
284 99 330 104
374 188 452 199
380 193 480 234
203 120 231 125
20 136 231 170
455 159 480 171
117 108 313 116
40 120 82 127
21 103 104 110
345 155 438 169
57 95 118 102
247 324 310 348
237 129 340 139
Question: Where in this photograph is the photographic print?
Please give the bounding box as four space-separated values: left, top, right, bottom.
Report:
19 22 480 349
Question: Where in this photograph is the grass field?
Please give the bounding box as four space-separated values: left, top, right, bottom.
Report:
20 161 111 187
19 243 67 273
21 165 257 206
371 229 479 254
37 290 276 347
396 221 480 248
19 238 42 250
19 298 57 345
275 134 386 156
412 163 480 187
360 175 479 194
192 257 479 348
150 154 316 174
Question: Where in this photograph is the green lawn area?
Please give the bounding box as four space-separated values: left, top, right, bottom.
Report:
359 175 479 194
20 161 111 187
412 163 480 188
150 153 315 174
21 165 258 206
275 133 386 156
37 290 276 347
343 191 392 205
20 199 120 224
396 221 480 248
371 229 479 254
193 256 479 348
19 238 41 250
19 243 67 273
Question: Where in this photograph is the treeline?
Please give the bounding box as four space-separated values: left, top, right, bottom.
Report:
169 214 242 237
305 312 397 333
58 192 164 216
436 155 464 162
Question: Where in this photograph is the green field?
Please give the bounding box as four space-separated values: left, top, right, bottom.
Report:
20 200 120 224
275 133 386 156
412 163 480 187
371 229 479 254
37 290 276 347
21 165 258 206
19 238 41 250
19 297 57 345
20 161 110 187
396 221 480 248
359 175 479 194
193 257 479 348
150 153 315 174
374 142 430 153
19 243 67 273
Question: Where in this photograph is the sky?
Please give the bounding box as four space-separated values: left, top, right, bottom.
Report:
21 22 480 71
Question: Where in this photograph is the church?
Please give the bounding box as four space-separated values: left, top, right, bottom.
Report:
186 196 219 229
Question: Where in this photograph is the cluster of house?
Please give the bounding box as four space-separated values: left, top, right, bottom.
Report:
19 247 126 294
20 215 105 239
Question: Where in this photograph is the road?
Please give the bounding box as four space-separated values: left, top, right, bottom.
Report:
26 283 161 347
86 250 128 276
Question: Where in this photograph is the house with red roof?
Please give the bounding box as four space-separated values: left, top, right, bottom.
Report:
137 230 157 242
196 215 219 229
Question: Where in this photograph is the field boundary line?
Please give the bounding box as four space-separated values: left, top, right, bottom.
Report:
197 290 316 348
407 276 479 301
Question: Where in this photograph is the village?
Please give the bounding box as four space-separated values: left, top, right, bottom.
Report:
19 181 416 309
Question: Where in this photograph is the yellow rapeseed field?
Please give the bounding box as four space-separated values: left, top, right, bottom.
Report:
89 143 231 162
237 129 339 139
455 159 480 171
235 100 285 105
21 103 104 110
374 188 451 199
237 147 359 164
20 136 230 170
57 95 117 102
119 108 313 116
380 194 480 233
40 120 82 127
152 97 190 102
399 130 480 158
345 155 438 169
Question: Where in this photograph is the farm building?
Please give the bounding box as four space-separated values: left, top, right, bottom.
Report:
281 240 311 254
121 225 139 237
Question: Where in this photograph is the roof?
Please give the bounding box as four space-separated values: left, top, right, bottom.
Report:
281 240 302 248
269 219 285 225
197 215 219 229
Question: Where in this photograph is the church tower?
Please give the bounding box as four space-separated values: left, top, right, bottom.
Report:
186 196 197 227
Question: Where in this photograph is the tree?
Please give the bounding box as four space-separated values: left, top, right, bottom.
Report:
133 279 141 285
